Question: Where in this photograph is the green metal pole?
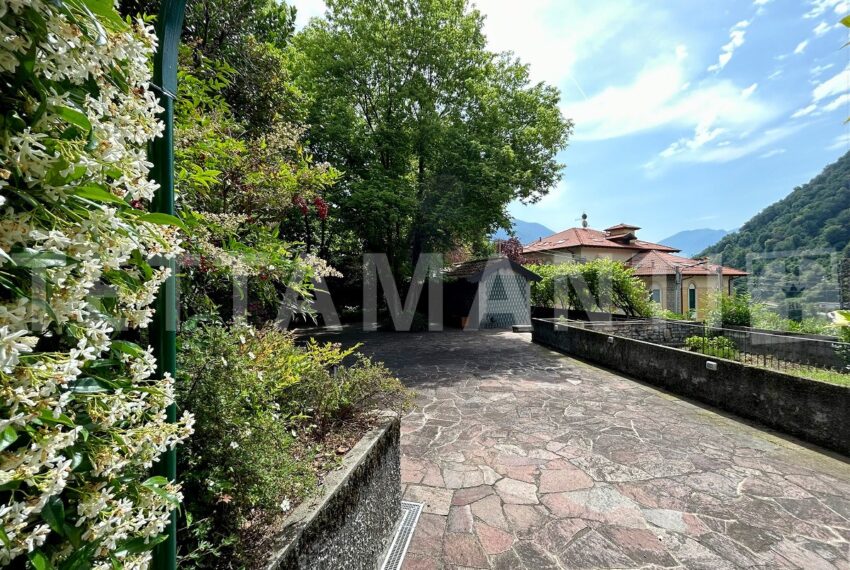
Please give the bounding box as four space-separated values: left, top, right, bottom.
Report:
149 1 185 569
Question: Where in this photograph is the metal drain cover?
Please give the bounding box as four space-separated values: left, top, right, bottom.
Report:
380 501 423 570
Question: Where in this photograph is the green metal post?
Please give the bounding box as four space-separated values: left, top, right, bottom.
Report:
149 1 185 569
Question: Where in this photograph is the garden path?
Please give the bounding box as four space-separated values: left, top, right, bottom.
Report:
314 328 850 569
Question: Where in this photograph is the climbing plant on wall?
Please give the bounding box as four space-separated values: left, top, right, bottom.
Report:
0 0 193 566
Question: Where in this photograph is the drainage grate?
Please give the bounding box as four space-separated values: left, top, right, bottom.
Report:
380 501 423 570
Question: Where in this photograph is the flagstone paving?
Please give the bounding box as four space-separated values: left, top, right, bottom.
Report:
319 328 850 569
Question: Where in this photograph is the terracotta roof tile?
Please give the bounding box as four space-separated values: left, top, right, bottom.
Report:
523 227 679 254
443 256 542 282
605 223 641 232
627 250 748 277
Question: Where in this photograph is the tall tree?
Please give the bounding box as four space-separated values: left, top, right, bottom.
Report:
292 0 571 276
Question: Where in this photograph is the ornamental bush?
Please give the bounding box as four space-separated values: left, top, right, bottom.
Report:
707 292 752 327
1 0 193 567
526 259 653 317
175 321 409 567
684 335 739 360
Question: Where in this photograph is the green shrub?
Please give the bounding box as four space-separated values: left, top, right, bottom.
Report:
526 259 653 317
654 308 689 321
176 321 409 567
708 293 752 327
684 335 739 359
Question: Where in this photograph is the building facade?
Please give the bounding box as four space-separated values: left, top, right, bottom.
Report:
523 223 747 319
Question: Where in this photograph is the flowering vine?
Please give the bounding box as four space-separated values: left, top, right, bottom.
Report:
1 0 193 567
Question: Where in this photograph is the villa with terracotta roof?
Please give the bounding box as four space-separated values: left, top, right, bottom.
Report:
523 223 747 318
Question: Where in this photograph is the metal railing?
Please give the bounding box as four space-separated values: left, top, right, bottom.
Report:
569 319 850 385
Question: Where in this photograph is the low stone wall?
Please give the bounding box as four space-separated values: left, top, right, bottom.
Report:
573 319 701 347
532 319 850 456
265 415 401 570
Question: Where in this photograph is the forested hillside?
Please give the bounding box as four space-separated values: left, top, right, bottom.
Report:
701 151 850 267
698 152 850 313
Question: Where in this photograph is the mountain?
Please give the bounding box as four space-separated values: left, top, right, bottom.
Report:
699 151 850 268
493 219 554 245
660 229 729 258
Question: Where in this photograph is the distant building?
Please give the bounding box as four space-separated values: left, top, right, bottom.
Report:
523 223 747 319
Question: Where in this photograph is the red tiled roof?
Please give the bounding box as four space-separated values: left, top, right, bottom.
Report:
605 223 641 232
523 227 679 254
627 250 748 277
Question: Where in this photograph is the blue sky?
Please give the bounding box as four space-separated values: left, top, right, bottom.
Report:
291 0 850 242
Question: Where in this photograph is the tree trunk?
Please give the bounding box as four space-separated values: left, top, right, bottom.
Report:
410 150 426 269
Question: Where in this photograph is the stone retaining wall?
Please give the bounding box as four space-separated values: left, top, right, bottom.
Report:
265 415 401 570
532 319 850 456
573 319 700 347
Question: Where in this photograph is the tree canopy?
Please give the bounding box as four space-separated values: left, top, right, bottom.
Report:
290 0 572 276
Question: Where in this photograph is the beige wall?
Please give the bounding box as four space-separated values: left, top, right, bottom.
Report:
679 275 733 319
639 274 734 319
525 247 634 265
574 247 635 263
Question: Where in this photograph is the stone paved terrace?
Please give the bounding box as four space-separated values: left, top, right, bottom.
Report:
307 328 850 569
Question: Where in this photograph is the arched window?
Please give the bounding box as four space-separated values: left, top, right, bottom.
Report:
688 283 697 314
650 286 661 304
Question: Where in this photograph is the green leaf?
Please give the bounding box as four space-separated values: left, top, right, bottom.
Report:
0 526 11 549
136 212 186 230
41 496 66 537
114 534 168 556
0 425 18 452
110 340 146 358
147 484 181 507
842 15 850 28
28 550 52 570
69 450 93 473
77 0 128 30
53 105 91 132
63 523 82 548
38 410 76 428
0 480 21 491
9 247 71 269
142 476 169 487
69 376 112 393
74 183 126 205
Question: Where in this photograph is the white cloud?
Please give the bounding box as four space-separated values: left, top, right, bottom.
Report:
794 39 810 54
811 63 835 76
768 69 783 80
657 119 726 160
473 0 643 87
647 124 805 171
813 21 833 36
827 132 850 150
565 48 775 141
824 93 850 111
759 148 786 158
790 64 850 120
753 0 772 5
792 103 818 118
805 0 850 19
708 20 750 73
813 64 850 101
